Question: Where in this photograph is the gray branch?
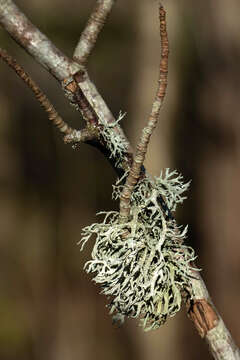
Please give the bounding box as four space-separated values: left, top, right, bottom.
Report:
188 270 240 360
0 1 239 359
0 0 80 79
73 0 116 65
0 0 132 165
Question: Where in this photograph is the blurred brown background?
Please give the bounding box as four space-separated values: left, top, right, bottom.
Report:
0 0 239 359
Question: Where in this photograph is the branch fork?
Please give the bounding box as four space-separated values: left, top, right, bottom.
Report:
0 0 239 358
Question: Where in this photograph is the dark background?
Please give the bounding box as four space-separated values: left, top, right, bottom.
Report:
0 1 239 359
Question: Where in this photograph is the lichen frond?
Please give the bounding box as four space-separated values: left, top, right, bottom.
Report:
155 168 191 211
114 169 189 212
80 169 197 331
99 111 128 166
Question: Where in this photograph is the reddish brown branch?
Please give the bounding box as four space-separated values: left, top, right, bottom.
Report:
0 2 239 358
63 75 99 127
0 47 74 135
119 4 169 219
0 0 132 164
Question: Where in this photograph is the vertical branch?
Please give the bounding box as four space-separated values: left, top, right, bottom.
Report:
73 0 116 65
119 4 169 219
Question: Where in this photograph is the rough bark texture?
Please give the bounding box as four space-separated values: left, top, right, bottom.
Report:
0 1 239 359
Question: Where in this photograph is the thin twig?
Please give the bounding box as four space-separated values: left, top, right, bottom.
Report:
0 2 239 359
73 0 116 65
0 0 132 167
0 47 74 135
119 4 169 220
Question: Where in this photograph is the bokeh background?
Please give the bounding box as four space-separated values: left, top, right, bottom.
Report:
0 0 239 359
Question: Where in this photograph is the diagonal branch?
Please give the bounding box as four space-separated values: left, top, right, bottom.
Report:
0 0 80 80
119 4 169 220
0 1 239 359
73 0 116 65
0 47 97 144
187 270 240 360
0 0 132 168
0 47 75 136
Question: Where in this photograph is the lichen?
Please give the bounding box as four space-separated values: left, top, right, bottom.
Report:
98 111 128 167
80 169 197 331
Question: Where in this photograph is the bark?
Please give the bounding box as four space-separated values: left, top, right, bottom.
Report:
0 1 239 359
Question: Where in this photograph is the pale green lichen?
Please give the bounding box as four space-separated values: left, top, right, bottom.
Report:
99 111 128 167
80 169 196 331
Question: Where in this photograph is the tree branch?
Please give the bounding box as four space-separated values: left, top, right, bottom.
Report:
64 128 96 144
0 0 132 169
0 1 239 359
73 0 116 65
0 47 77 136
187 270 240 360
0 0 80 80
119 4 169 220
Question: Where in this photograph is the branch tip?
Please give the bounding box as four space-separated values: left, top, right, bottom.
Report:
73 0 116 65
119 2 169 219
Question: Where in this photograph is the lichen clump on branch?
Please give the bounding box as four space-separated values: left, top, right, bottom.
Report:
80 169 196 331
